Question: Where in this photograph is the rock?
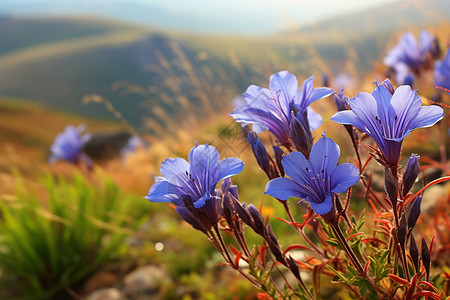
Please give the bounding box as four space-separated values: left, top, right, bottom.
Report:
86 288 122 300
123 265 169 299
83 272 120 295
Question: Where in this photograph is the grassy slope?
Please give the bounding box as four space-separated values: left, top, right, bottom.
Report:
0 16 137 55
0 97 124 194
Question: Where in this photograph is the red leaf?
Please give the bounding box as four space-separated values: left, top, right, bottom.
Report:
388 274 410 285
229 244 240 256
347 232 364 242
234 252 242 267
406 176 450 206
411 291 442 300
405 274 417 300
283 244 313 255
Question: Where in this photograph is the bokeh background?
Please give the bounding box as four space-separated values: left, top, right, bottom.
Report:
0 0 449 299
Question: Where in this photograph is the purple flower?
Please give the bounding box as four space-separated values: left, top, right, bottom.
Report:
332 73 357 91
145 144 244 230
333 90 350 112
121 136 144 158
435 49 450 90
331 81 444 167
49 124 92 167
264 134 359 215
385 31 437 72
230 71 332 146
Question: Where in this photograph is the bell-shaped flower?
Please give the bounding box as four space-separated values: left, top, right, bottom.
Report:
145 144 244 230
49 124 92 167
230 71 332 146
331 82 444 167
385 31 438 75
435 49 450 90
264 134 360 215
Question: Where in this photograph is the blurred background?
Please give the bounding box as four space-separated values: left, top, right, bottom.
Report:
0 0 449 299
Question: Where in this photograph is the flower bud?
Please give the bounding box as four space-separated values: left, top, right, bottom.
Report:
287 256 302 282
248 132 271 178
272 145 285 177
421 239 431 281
176 206 208 234
247 204 266 236
290 112 312 158
407 196 422 234
384 167 398 212
333 90 350 112
403 154 420 197
396 213 407 251
409 233 420 274
380 78 395 94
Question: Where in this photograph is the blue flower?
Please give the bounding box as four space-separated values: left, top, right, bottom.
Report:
385 31 438 84
230 71 332 146
331 81 444 167
49 124 92 167
121 136 145 158
264 134 359 215
385 31 436 72
145 144 244 230
435 49 450 90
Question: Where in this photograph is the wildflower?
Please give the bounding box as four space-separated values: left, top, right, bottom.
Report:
230 71 332 146
49 124 92 167
121 136 144 158
333 90 350 112
331 82 444 167
145 144 244 231
435 49 450 90
264 134 359 216
385 31 438 84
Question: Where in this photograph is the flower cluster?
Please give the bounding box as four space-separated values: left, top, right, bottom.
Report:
146 68 446 297
49 124 92 168
384 30 439 85
230 71 332 155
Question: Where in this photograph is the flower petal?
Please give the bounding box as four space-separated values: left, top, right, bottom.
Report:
306 87 333 107
281 151 310 184
189 144 220 192
160 157 190 187
306 106 323 130
193 192 211 208
390 85 422 134
410 105 444 130
264 177 305 200
371 84 395 126
309 135 340 175
145 177 183 205
307 194 333 215
330 110 360 127
269 71 300 112
216 157 244 183
298 76 314 110
243 85 272 107
331 163 360 193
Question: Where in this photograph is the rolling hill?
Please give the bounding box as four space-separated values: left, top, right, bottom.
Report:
1 0 449 134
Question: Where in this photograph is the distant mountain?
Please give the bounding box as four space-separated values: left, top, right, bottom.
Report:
0 0 448 134
294 0 450 38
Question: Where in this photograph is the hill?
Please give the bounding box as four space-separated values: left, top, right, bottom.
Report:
1 1 449 133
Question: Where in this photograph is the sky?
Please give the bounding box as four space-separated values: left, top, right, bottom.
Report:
1 0 403 35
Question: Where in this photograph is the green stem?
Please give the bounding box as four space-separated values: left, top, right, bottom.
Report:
331 224 365 275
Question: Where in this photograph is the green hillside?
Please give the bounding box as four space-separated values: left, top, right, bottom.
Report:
1 5 447 133
0 16 136 55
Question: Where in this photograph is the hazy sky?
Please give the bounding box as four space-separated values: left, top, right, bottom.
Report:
2 0 403 34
